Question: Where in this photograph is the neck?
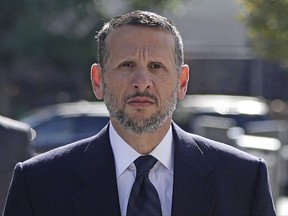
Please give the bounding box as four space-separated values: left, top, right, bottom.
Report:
111 118 172 154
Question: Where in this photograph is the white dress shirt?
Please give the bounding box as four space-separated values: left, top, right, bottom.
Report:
109 123 174 216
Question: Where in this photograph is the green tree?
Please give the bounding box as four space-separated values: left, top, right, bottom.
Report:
128 0 183 12
0 0 105 116
240 0 288 66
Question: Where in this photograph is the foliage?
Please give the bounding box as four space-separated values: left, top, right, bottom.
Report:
1 0 103 65
127 0 183 12
0 0 106 116
240 0 288 66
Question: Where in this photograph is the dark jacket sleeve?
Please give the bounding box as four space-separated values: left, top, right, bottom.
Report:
3 163 34 216
250 159 276 216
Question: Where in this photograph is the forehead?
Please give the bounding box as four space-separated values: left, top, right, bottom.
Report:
106 25 175 59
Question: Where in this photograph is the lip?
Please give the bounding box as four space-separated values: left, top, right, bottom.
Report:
127 97 155 108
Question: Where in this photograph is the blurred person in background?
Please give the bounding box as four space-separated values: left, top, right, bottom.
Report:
3 10 276 216
0 115 34 213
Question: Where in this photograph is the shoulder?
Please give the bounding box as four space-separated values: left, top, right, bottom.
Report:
11 135 98 188
172 123 271 193
172 122 264 168
21 125 109 171
192 133 266 174
19 136 92 173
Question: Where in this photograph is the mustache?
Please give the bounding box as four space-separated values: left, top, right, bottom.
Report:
125 91 158 102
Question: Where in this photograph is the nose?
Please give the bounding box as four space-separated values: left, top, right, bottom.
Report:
132 68 152 91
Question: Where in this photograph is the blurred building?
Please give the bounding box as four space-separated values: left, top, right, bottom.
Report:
162 0 288 100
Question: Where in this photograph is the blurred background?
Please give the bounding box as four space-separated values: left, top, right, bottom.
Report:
1 0 288 214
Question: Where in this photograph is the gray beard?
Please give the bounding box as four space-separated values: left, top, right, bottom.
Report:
102 82 178 135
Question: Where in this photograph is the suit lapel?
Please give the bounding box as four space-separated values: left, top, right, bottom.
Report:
70 123 216 215
72 124 121 216
171 123 217 216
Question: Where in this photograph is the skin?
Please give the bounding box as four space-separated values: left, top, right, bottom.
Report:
91 25 189 154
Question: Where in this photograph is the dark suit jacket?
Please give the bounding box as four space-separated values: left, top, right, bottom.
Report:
0 116 33 214
3 123 275 216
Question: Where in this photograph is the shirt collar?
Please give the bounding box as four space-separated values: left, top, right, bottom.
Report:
109 122 174 178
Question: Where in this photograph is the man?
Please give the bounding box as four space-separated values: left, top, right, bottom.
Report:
3 10 275 216
0 115 34 213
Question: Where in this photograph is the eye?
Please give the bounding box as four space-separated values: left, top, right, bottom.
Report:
149 63 164 70
120 61 134 68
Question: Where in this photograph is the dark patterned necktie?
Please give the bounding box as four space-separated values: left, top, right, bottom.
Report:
126 155 162 216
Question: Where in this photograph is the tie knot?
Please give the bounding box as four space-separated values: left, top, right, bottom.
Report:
134 155 157 178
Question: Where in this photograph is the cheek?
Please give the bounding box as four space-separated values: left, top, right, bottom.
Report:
157 79 177 100
159 74 178 89
103 77 126 100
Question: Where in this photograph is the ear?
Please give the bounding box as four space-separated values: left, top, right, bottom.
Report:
91 63 103 100
177 64 189 100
